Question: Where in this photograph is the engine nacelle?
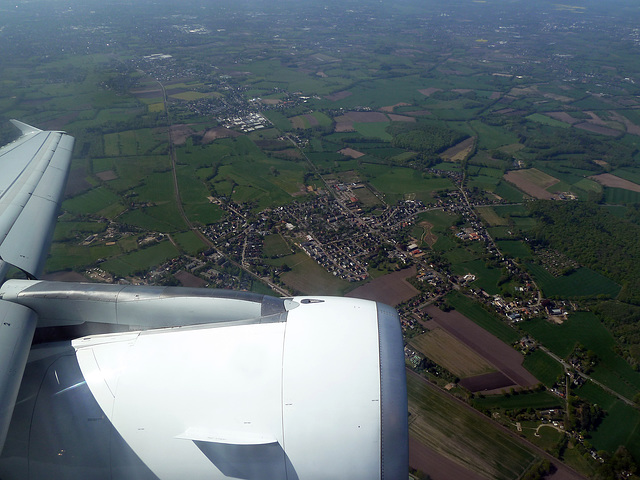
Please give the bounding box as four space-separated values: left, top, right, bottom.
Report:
0 289 408 480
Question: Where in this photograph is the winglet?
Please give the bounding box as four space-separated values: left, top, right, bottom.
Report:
9 120 42 136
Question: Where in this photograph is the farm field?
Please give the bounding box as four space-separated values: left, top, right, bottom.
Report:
63 187 122 216
53 221 106 242
577 382 640 461
590 173 640 192
361 164 455 203
439 136 475 162
476 206 508 226
103 128 163 157
262 234 292 258
496 240 532 260
604 187 640 204
119 204 186 232
409 328 497 378
268 252 352 296
424 302 537 390
346 267 418 306
522 350 564 387
525 263 621 299
407 372 539 480
45 242 121 274
521 312 640 400
503 169 559 200
409 438 484 480
173 231 205 255
452 259 503 295
472 391 562 411
99 240 180 277
445 292 520 344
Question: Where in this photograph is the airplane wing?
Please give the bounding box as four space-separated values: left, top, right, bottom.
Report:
0 120 74 280
0 121 408 479
0 121 74 454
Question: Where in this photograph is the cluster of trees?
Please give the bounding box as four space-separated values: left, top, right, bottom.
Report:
567 397 604 434
486 115 638 169
595 446 638 480
521 459 554 480
528 200 640 304
593 301 640 367
388 123 468 156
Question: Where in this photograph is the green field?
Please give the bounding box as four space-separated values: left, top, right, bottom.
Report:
103 129 162 157
582 388 640 461
99 240 180 277
523 350 564 387
408 373 539 480
604 187 640 204
45 242 120 273
526 113 571 128
525 264 621 298
470 120 520 149
492 204 528 217
494 181 526 202
63 187 122 216
268 252 352 295
445 246 478 264
184 203 225 225
452 259 503 295
263 234 292 258
205 136 306 210
362 164 455 203
521 312 640 400
413 210 460 250
611 168 640 185
416 210 460 230
173 231 205 255
94 155 170 193
352 122 392 140
497 240 532 260
263 111 293 131
53 221 106 242
472 391 562 410
119 204 187 232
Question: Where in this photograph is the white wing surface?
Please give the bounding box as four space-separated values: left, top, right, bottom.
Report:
0 120 74 280
0 121 73 453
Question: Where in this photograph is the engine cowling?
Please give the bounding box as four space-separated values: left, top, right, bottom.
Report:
0 288 408 480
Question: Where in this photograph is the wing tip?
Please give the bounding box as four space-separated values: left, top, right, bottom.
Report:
9 119 42 136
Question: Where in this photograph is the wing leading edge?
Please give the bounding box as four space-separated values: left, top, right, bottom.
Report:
0 120 74 281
